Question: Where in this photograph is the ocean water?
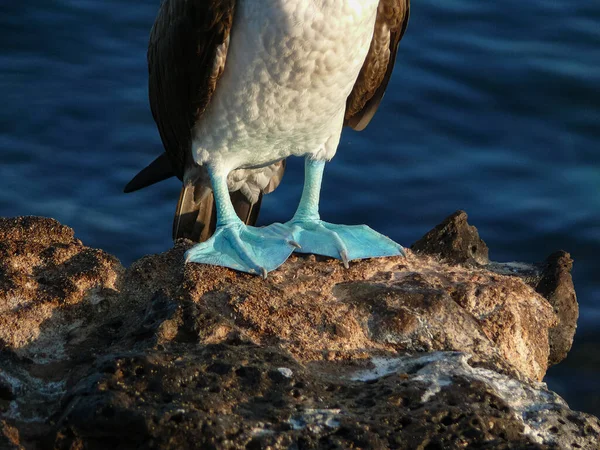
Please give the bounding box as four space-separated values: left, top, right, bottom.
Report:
1 1 599 415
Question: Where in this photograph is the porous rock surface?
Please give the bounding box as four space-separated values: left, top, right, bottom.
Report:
0 214 597 449
411 210 489 266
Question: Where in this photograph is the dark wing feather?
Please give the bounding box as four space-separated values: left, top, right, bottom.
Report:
345 0 410 131
148 0 235 178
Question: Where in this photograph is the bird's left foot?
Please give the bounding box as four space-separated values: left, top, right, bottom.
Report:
277 220 405 268
184 223 298 277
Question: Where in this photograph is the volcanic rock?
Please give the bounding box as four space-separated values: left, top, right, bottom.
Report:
0 214 596 449
411 210 489 265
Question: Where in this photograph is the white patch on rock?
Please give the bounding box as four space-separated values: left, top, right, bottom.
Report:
348 352 600 448
251 427 275 437
412 365 453 404
0 370 24 394
1 367 65 423
289 408 342 433
349 352 451 382
85 287 106 305
488 261 540 277
277 367 294 378
468 364 568 446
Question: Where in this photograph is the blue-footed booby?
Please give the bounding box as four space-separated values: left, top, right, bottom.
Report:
125 0 410 277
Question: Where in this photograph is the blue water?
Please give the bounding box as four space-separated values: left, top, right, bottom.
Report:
1 2 599 415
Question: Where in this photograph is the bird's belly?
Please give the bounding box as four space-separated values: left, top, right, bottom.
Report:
192 0 379 173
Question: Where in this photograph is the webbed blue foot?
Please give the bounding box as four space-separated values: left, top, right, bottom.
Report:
284 220 404 267
183 167 297 277
185 223 297 277
285 157 405 267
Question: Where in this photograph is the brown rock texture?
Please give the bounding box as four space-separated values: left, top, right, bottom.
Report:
0 214 597 449
179 249 556 381
411 210 489 265
0 217 124 361
487 254 579 369
536 251 579 366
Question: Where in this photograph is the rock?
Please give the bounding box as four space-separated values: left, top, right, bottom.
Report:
0 216 124 362
0 421 22 450
411 210 489 265
411 211 578 368
0 215 597 449
535 252 578 366
487 254 578 369
50 350 600 450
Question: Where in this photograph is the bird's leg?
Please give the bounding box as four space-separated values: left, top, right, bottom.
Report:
184 167 296 277
283 157 405 268
292 158 325 223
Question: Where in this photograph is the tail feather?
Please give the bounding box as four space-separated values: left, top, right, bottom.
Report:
173 182 264 243
231 190 263 226
173 182 214 242
124 153 175 193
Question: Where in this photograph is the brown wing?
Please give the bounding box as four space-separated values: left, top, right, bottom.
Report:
345 0 410 131
148 0 235 178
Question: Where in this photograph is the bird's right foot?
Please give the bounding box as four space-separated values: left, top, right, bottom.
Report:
184 222 298 278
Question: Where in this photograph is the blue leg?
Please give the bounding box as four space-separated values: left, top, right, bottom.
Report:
283 158 405 267
184 168 297 277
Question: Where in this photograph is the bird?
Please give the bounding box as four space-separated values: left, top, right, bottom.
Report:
125 0 410 277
